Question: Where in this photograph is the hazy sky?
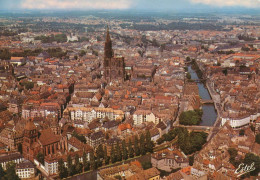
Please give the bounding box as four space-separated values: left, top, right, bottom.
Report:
0 0 259 10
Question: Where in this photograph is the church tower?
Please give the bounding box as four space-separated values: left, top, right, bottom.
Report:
23 121 38 161
103 26 125 82
104 26 113 61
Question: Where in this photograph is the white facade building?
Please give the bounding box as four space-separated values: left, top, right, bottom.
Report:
133 110 156 125
0 152 24 170
16 160 36 179
66 107 124 123
221 113 260 128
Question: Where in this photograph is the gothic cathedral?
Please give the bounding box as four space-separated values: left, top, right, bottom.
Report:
103 27 125 82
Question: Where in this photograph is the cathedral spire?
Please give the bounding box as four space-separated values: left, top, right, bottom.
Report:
106 25 111 42
104 25 113 59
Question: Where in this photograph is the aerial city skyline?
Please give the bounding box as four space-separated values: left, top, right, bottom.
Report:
0 0 259 179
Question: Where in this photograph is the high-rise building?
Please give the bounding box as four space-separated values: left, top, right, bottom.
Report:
103 27 125 82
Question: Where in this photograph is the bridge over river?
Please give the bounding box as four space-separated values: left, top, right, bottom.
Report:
201 99 214 104
193 79 206 83
176 124 219 131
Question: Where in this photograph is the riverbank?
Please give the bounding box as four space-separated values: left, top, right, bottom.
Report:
191 59 204 81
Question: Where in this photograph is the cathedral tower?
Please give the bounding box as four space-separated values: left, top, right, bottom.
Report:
103 26 125 82
23 121 39 161
104 26 113 60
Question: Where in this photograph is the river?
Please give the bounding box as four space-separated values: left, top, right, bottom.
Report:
188 65 217 126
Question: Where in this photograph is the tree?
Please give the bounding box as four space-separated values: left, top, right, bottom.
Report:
239 129 245 136
79 50 86 57
0 49 11 60
140 133 146 155
72 131 86 143
156 137 164 145
90 151 96 170
0 164 6 179
82 152 89 171
145 130 154 153
75 154 82 174
122 140 128 160
241 47 250 51
96 144 104 159
141 35 148 46
250 125 255 132
179 110 202 125
141 161 152 170
97 36 102 41
116 141 122 162
114 175 122 180
96 145 104 167
104 146 110 165
54 33 67 43
67 155 72 170
189 131 207 151
36 152 44 164
222 68 228 76
134 135 140 156
104 145 107 159
18 143 22 154
111 144 116 163
58 158 68 179
176 128 207 155
92 50 98 56
138 50 144 57
160 44 166 52
152 38 159 47
79 37 89 42
47 47 67 58
128 140 134 158
70 164 76 176
186 72 191 79
243 153 260 176
105 133 109 140
256 133 260 144
189 155 194 166
105 156 110 165
177 128 184 146
178 130 190 154
20 81 34 90
228 148 239 167
155 127 207 155
96 157 102 168
4 162 20 180
67 155 76 176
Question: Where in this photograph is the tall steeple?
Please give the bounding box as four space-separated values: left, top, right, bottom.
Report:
103 25 125 82
106 26 111 42
104 26 113 59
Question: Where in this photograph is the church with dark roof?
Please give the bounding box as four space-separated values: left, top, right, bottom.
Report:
22 121 68 161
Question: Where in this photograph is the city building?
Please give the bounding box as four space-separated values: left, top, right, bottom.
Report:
15 160 36 179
